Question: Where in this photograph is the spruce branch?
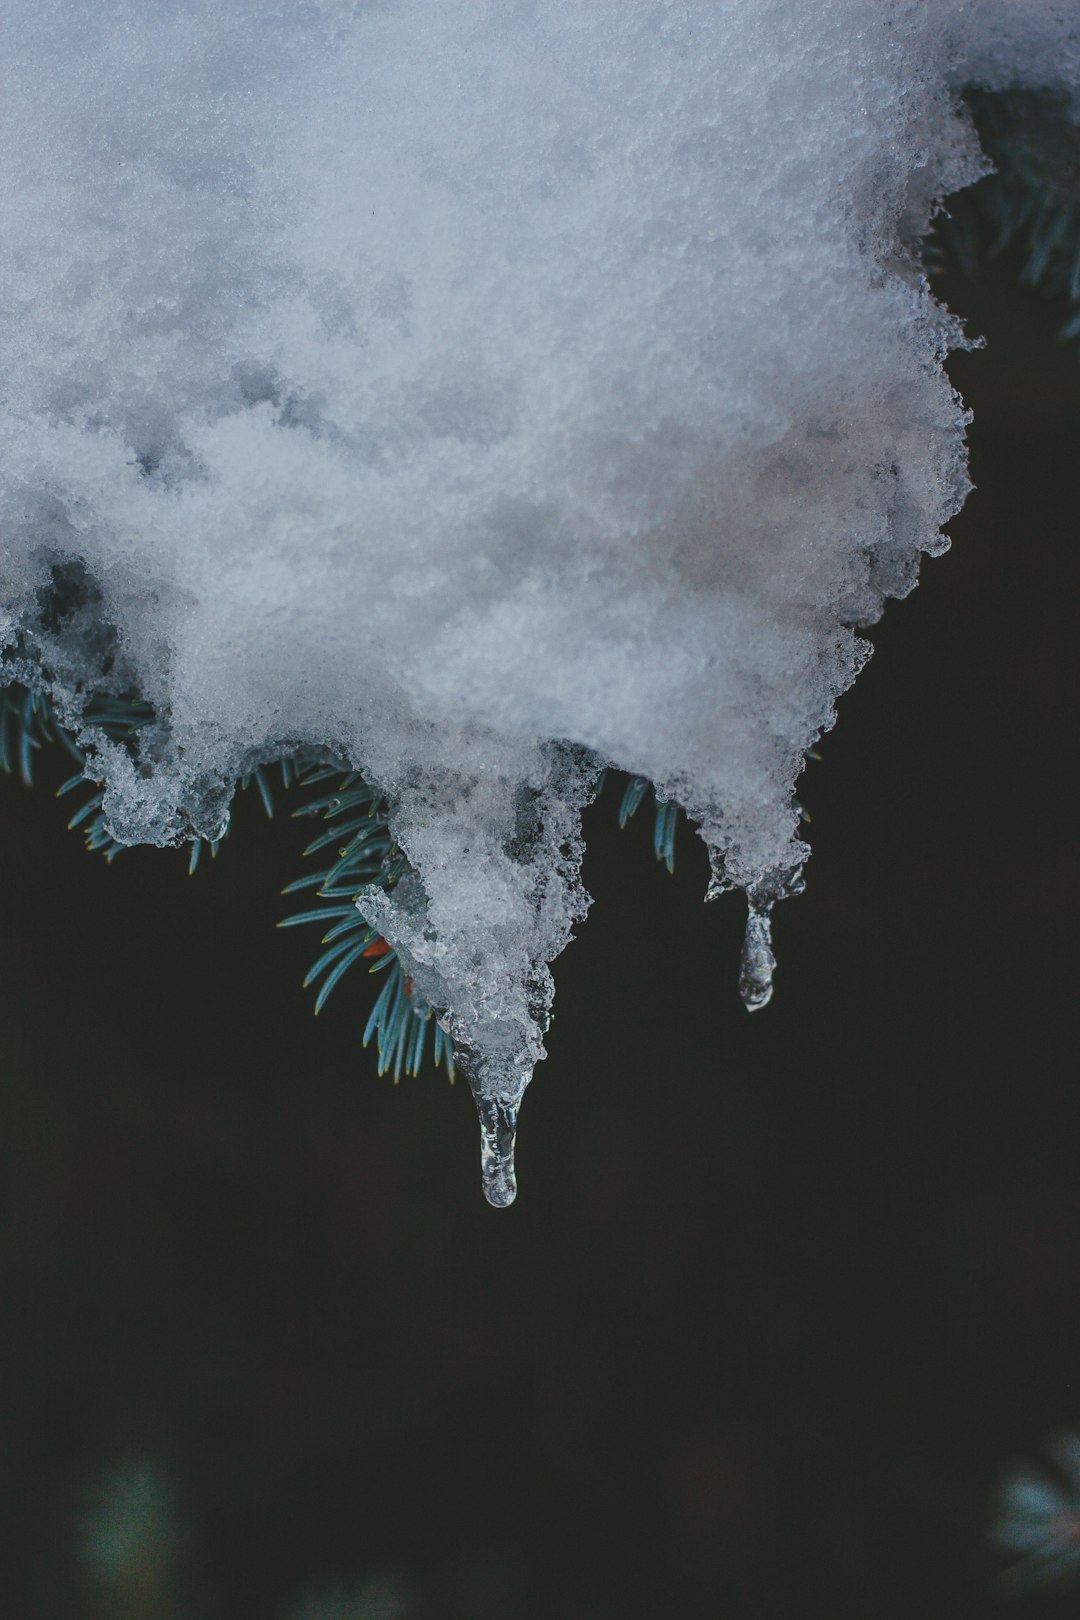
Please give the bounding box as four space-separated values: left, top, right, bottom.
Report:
939 88 1080 334
279 764 456 1082
3 673 693 1087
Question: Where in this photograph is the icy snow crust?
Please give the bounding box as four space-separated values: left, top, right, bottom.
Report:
1 1 1076 1194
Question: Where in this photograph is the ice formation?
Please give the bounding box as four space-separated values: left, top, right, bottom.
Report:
1 2 1077 1202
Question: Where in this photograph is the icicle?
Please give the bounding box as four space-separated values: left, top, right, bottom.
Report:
474 1093 519 1208
739 897 776 1012
704 853 729 904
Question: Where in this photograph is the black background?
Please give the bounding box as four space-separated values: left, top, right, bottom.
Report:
2 254 1078 1619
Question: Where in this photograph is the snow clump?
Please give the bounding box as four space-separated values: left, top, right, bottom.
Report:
1 2 1077 1199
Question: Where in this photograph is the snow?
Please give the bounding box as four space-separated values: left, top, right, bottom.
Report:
1 1 1077 1200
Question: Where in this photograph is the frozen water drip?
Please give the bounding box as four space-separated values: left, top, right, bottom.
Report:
739 901 777 1013
474 1093 519 1209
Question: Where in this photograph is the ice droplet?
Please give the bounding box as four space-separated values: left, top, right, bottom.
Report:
739 899 776 1012
474 1093 519 1208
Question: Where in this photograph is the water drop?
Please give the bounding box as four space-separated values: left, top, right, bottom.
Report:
739 899 776 1012
474 1093 518 1207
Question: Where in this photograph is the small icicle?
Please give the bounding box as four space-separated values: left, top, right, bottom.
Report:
704 856 728 904
475 1093 519 1208
739 898 776 1012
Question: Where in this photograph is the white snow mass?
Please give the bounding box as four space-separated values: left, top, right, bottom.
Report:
2 1 1077 1201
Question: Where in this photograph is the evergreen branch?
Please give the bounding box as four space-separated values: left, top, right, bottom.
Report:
279 764 457 1083
938 88 1080 334
0 683 61 786
8 674 698 1083
616 773 679 873
2 680 154 858
3 674 453 1083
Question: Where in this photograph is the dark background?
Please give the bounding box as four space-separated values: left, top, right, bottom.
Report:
1 252 1078 1620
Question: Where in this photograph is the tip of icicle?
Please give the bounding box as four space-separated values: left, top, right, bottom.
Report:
741 981 774 1013
739 902 777 1013
482 1165 518 1207
475 1093 520 1210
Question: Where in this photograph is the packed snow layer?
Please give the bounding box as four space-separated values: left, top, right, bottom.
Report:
1 1 1076 1197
